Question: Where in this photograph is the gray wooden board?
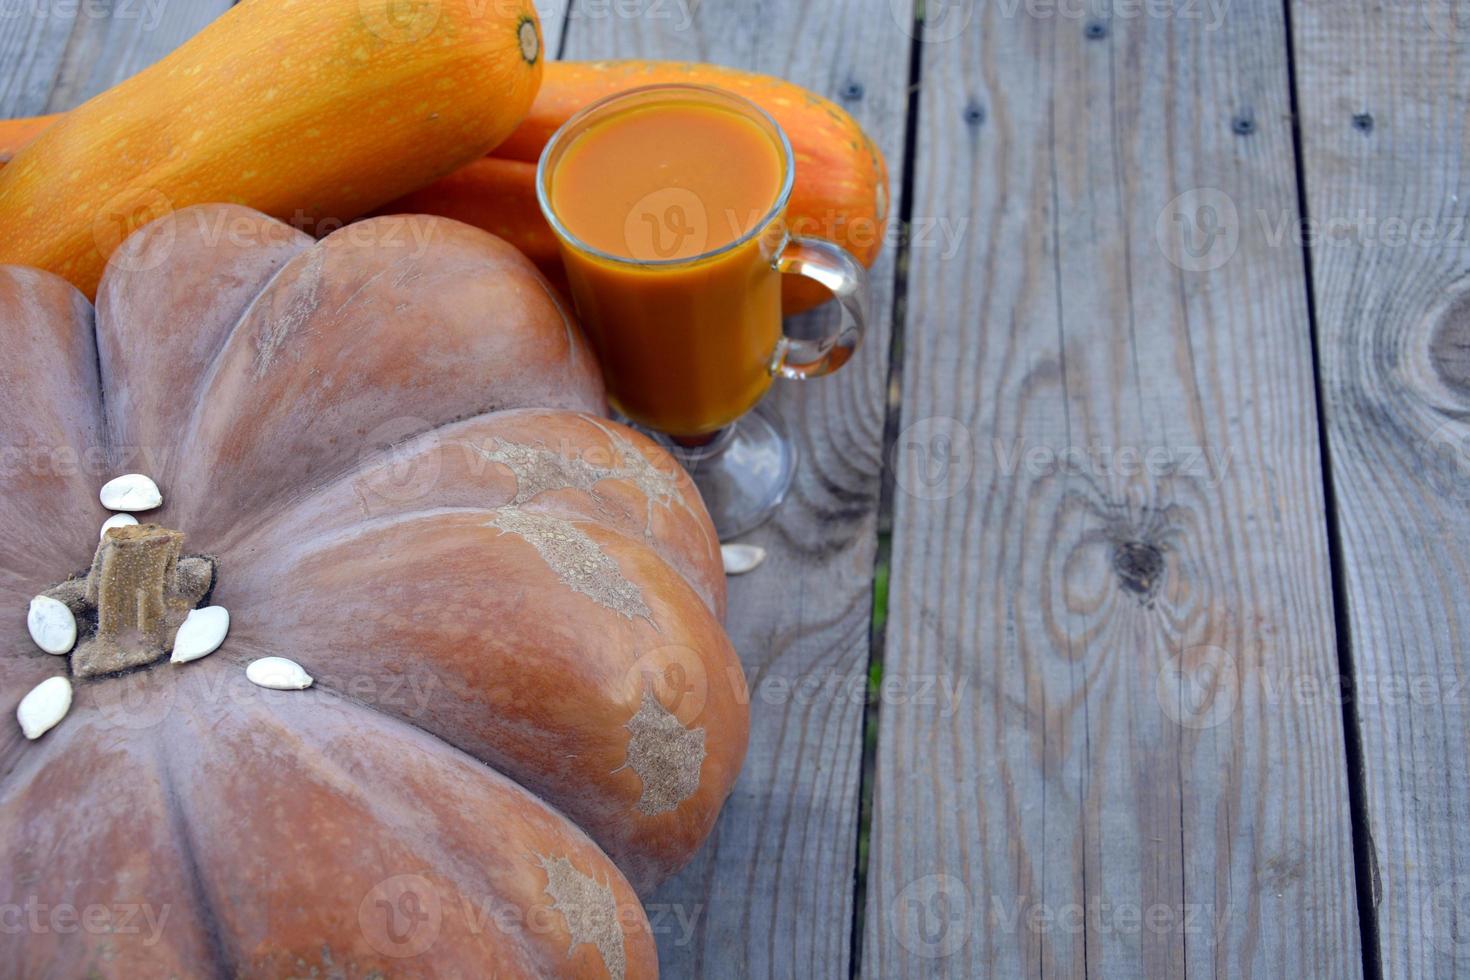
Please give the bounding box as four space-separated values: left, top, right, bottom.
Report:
556 1 910 976
0 0 232 116
1292 0 1470 975
863 0 1362 975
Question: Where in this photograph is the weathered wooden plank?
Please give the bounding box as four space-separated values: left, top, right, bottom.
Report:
864 0 1362 975
0 0 232 116
557 2 909 976
1292 2 1470 975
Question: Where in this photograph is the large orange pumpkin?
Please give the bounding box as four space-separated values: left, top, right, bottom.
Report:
0 204 747 976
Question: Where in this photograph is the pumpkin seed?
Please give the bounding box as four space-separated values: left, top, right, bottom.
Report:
26 595 76 654
100 513 139 539
246 656 313 690
721 544 767 575
17 676 71 740
170 606 229 664
99 473 162 512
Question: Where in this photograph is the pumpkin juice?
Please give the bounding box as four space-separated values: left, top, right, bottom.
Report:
546 99 787 436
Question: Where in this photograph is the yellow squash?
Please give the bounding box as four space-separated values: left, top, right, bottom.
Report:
0 0 544 297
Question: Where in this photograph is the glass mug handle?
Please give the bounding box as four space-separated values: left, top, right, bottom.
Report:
770 235 870 379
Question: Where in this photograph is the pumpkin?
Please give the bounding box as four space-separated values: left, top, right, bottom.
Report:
374 59 888 316
0 204 747 976
0 0 546 299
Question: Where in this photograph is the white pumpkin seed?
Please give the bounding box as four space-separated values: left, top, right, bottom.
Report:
100 513 139 539
721 544 767 575
246 657 313 690
26 595 76 655
171 606 229 664
99 473 162 512
17 676 72 739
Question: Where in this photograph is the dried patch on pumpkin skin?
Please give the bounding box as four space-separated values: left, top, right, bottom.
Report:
472 421 718 564
618 691 706 816
483 508 652 623
472 427 682 509
538 855 626 980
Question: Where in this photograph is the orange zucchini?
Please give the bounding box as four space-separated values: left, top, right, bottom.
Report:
0 114 55 165
0 0 545 297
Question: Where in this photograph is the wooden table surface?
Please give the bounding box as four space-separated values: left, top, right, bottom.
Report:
5 0 1469 977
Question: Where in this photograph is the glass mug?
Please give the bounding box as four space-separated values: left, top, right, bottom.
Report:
536 84 869 539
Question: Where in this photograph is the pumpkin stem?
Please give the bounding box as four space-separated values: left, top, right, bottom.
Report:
62 525 215 678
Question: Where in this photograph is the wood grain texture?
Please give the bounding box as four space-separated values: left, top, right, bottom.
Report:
0 0 232 116
556 2 909 976
1293 1 1470 975
863 0 1362 975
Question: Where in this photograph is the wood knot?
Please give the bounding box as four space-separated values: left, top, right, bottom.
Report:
964 102 986 126
1112 540 1165 598
1231 115 1256 136
841 81 865 102
1430 292 1470 397
1085 20 1109 39
1352 112 1375 133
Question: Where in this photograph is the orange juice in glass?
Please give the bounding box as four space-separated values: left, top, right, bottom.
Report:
537 85 869 538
